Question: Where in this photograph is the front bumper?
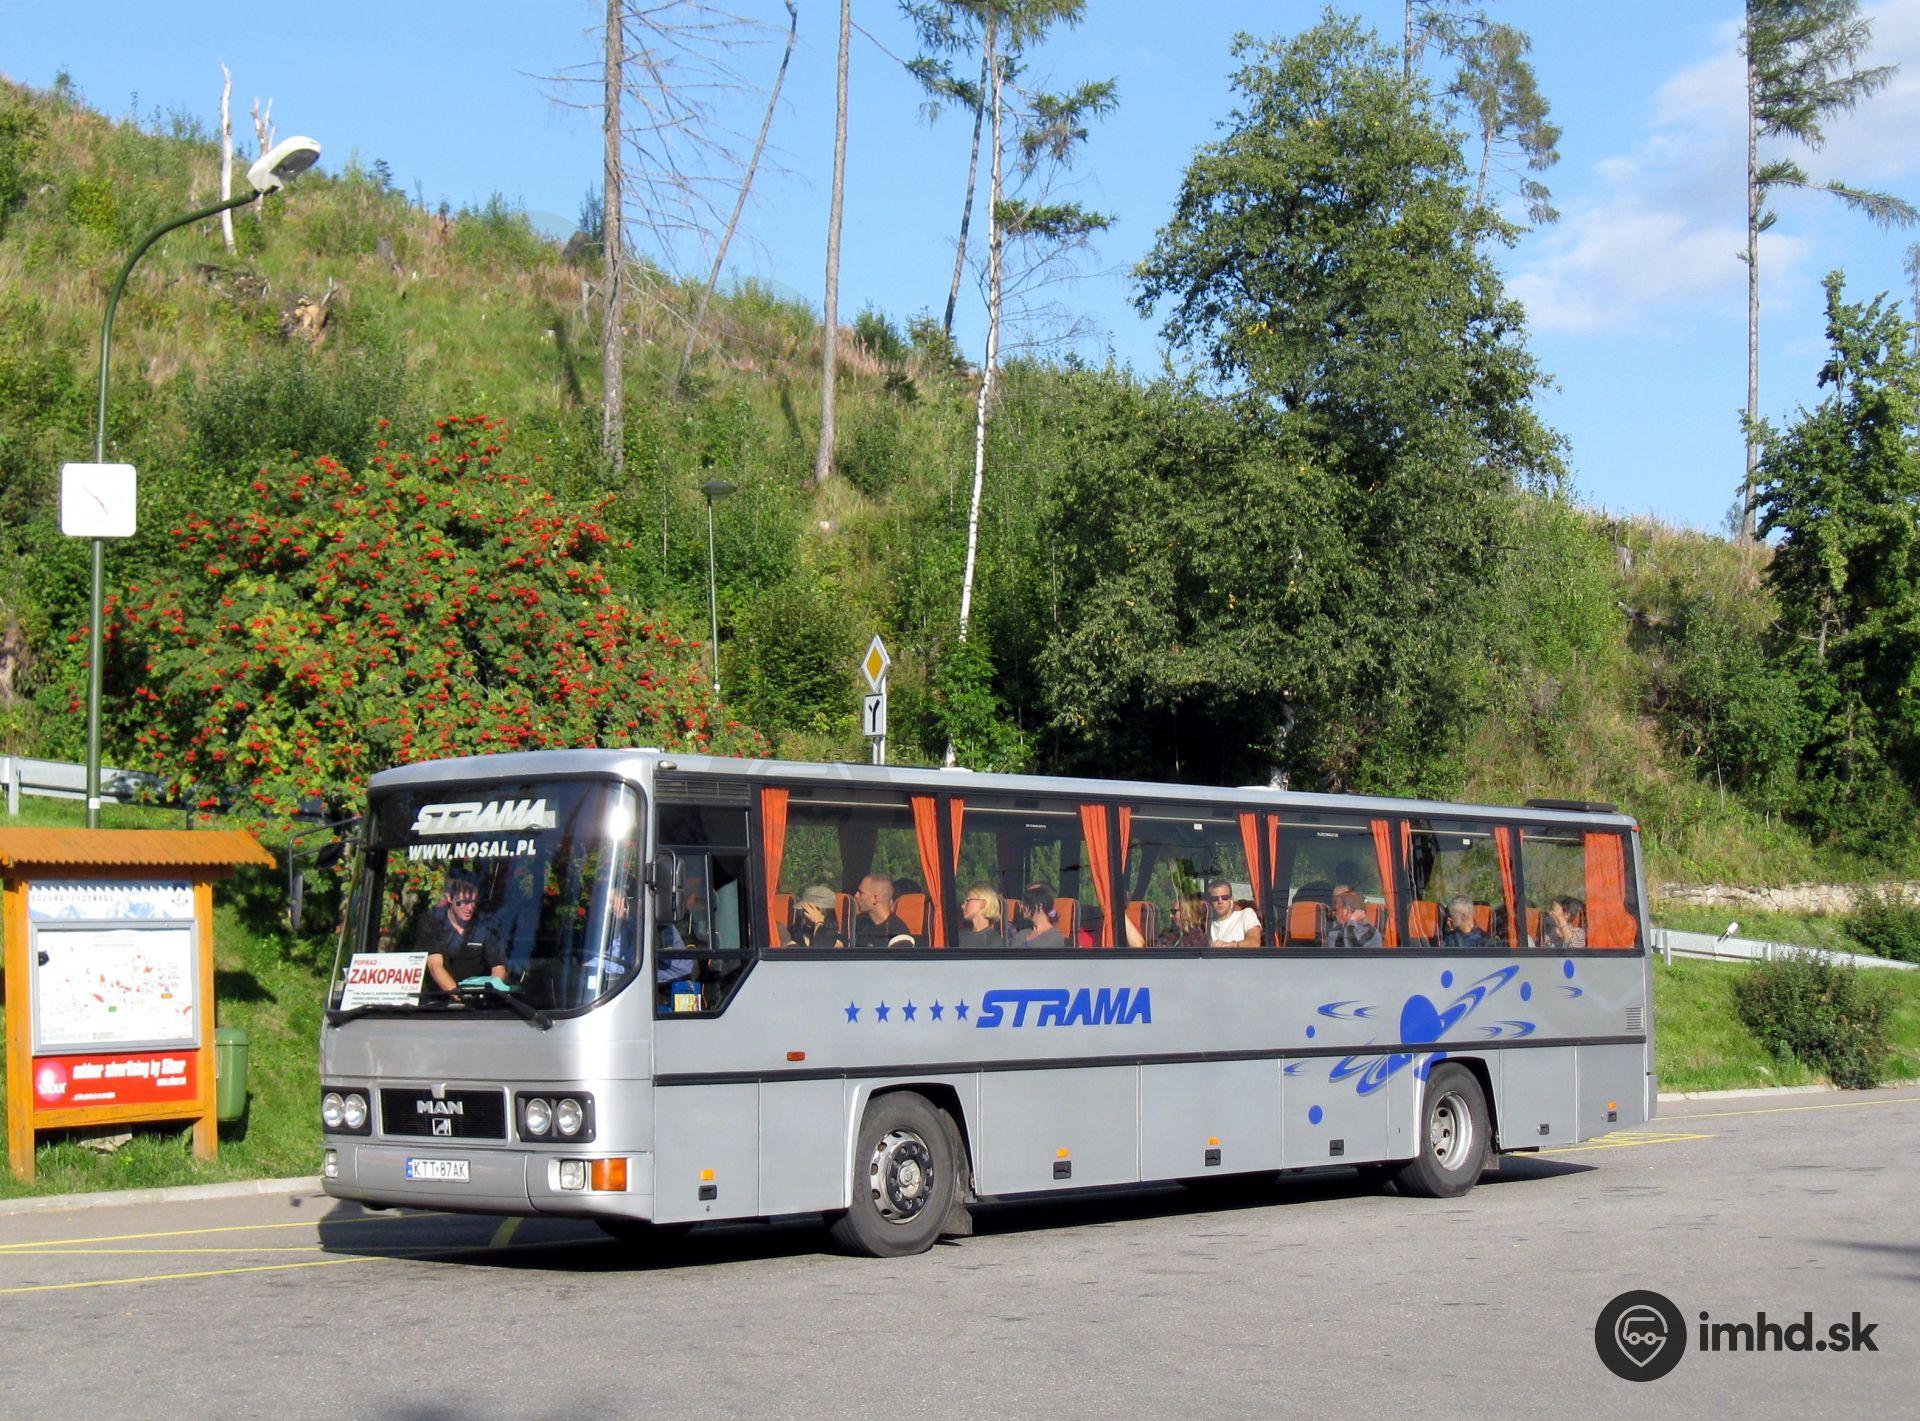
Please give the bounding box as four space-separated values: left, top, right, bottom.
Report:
322 1140 656 1218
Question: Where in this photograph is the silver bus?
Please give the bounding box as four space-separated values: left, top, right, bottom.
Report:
319 749 1654 1256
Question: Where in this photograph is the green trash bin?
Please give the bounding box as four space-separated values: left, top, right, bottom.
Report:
215 1026 250 1123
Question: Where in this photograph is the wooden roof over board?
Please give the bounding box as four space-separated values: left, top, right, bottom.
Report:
0 828 275 872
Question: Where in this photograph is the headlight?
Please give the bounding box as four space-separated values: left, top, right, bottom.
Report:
523 1097 552 1137
321 1092 345 1129
555 1098 584 1137
342 1093 368 1131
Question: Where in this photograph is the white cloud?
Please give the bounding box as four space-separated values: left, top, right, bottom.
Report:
1510 2 1917 337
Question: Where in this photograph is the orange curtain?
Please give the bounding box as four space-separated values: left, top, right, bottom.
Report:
1495 827 1519 948
1080 803 1117 948
1237 812 1264 915
910 795 947 945
1370 818 1401 948
949 797 965 869
760 787 789 948
1584 830 1636 949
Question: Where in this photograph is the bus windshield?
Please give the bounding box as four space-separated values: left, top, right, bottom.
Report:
329 778 642 1017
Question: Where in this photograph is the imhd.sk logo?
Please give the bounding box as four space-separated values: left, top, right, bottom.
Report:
1595 1290 1687 1381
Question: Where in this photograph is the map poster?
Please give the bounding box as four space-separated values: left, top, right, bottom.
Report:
31 1051 199 1110
30 923 200 1053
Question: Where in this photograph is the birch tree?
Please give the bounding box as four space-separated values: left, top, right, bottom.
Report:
218 62 236 254
1740 0 1915 538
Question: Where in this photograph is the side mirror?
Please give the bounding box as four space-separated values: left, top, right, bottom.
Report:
290 868 307 936
648 851 684 922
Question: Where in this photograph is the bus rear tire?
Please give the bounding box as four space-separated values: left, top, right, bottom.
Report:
1394 1064 1489 1199
829 1092 958 1258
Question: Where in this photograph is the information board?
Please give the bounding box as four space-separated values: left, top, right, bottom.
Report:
27 880 200 1053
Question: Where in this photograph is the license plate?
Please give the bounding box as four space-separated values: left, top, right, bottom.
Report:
405 1157 470 1182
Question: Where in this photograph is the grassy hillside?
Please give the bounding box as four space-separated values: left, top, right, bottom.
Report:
0 74 1895 895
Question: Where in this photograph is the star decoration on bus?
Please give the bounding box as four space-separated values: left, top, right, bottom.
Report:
840 998 970 1022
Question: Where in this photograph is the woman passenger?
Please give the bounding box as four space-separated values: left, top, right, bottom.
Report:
958 884 1005 947
1543 895 1586 950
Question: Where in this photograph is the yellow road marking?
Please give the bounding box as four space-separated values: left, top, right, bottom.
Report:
0 1210 452 1253
489 1217 520 1248
0 1254 383 1295
1544 1130 1715 1154
6 1246 333 1256
1669 1094 1920 1123
0 1232 601 1297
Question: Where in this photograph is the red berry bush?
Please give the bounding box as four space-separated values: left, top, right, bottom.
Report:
106 414 764 817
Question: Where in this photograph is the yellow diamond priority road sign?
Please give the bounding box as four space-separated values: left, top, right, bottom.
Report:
861 635 891 692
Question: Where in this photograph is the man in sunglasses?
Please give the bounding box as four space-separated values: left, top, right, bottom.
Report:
422 872 507 993
1205 877 1262 947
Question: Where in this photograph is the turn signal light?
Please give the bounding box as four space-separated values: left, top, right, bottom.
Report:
590 1158 628 1192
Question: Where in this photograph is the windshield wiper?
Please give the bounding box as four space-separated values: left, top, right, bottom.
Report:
453 983 552 1030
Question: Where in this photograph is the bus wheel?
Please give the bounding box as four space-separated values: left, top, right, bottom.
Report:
1394 1065 1489 1199
829 1092 957 1258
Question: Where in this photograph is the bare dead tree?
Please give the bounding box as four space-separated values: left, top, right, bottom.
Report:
218 62 236 253
816 0 852 484
250 96 274 224
680 0 798 381
538 3 769 476
604 0 627 478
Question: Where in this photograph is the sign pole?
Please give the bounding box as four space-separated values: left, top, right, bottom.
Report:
860 635 891 766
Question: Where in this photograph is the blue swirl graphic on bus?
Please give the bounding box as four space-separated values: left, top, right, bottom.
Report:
1320 966 1525 1097
1317 1001 1379 1021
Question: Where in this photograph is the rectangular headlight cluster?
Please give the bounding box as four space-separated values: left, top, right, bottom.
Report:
549 1157 629 1193
321 1087 372 1135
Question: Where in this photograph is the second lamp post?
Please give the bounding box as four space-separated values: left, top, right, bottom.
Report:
700 479 736 700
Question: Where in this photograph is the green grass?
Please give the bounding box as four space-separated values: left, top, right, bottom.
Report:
0 796 327 1197
1652 955 1920 1093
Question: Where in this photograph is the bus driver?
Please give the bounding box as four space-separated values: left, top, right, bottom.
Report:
421 872 507 993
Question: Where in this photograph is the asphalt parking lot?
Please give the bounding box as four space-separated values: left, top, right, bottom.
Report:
1 1085 1914 1419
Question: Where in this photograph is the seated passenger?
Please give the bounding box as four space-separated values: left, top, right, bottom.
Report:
1440 894 1489 948
1157 892 1210 948
1323 888 1381 948
958 884 1005 948
850 873 917 949
1013 884 1066 949
1205 876 1262 947
1543 894 1587 950
420 873 506 992
788 883 844 948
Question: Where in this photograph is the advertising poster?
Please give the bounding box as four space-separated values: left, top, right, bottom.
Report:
31 1051 199 1109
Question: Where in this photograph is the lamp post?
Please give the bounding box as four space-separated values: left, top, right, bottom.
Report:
700 479 736 700
80 136 321 827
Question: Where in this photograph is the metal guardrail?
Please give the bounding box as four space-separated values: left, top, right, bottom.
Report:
1653 926 1916 972
1 754 170 816
1 754 327 823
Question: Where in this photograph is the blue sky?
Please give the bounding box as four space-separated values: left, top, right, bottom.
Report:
5 1 1918 530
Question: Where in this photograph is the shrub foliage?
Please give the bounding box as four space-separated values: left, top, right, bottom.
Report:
1732 951 1891 1089
105 415 762 816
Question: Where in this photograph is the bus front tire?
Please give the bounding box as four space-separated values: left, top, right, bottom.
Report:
829 1092 958 1258
1394 1064 1490 1199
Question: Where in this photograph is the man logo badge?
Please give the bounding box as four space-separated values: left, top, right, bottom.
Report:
432 1117 453 1137
1595 1289 1687 1381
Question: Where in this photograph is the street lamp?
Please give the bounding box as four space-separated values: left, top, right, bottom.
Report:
78 136 322 827
700 479 736 700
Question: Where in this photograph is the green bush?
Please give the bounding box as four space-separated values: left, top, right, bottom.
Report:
0 99 42 235
1733 951 1890 1088
838 400 906 497
1845 887 1920 964
63 174 118 236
